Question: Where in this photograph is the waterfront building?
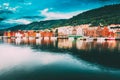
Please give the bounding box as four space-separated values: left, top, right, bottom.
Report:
15 31 22 38
116 30 120 38
96 26 102 37
36 31 41 38
24 31 29 37
3 24 120 39
76 27 83 36
7 31 11 38
102 26 109 37
4 32 8 37
72 28 77 35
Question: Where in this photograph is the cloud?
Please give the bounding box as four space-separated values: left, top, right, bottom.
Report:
40 8 81 20
0 2 20 12
3 3 9 7
3 19 32 25
24 2 32 5
8 6 20 12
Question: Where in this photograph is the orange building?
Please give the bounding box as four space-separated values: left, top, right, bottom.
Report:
102 27 109 37
4 32 8 36
40 31 53 37
96 26 102 37
7 31 11 37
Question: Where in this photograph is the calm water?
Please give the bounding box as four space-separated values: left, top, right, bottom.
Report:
0 38 120 80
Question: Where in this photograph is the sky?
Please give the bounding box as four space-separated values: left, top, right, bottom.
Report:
0 0 120 29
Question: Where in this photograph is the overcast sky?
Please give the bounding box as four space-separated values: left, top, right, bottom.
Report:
0 0 120 29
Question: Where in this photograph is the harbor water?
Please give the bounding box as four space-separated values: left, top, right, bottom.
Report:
0 38 120 80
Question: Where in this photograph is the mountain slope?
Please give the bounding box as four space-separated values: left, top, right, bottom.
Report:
67 4 120 26
5 4 120 31
6 19 67 31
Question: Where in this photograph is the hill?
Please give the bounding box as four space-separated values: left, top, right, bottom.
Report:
6 19 67 31
5 4 120 31
67 4 120 26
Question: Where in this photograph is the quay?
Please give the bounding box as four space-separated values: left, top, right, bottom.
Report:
2 36 120 41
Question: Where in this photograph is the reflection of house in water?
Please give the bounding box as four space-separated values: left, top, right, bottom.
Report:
107 40 117 49
23 38 29 44
101 40 116 50
7 39 12 43
41 38 53 46
58 39 73 49
76 40 117 51
75 40 101 51
29 38 36 45
36 39 42 45
15 38 22 45
80 41 88 50
76 40 84 50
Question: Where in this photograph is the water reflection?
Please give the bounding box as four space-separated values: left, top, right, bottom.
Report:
0 44 111 78
36 38 42 45
58 39 73 49
2 38 120 68
1 39 120 80
0 44 101 70
3 38 118 51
